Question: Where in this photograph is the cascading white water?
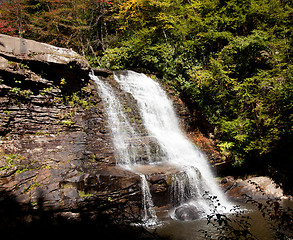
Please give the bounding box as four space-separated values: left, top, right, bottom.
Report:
90 70 232 224
113 71 231 211
90 71 159 225
91 72 142 165
140 174 158 225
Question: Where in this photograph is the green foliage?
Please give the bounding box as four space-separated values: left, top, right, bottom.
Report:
0 154 24 171
78 190 94 199
60 78 67 86
100 47 131 70
60 120 75 127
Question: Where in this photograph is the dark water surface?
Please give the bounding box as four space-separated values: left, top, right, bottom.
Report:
156 200 293 240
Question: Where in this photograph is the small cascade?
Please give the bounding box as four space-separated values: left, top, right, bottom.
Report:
90 70 232 224
171 171 189 205
140 174 158 226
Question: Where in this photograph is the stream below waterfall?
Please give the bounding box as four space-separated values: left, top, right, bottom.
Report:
156 203 275 240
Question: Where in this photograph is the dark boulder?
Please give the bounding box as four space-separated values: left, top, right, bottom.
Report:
174 204 200 221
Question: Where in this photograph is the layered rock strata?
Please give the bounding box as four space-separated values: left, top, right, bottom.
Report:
0 34 142 216
0 34 179 222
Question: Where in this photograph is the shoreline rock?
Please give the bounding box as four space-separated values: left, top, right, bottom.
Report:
220 176 285 201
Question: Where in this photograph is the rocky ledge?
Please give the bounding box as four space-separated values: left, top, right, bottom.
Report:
220 176 285 201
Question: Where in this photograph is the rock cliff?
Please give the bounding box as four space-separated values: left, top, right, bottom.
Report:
0 34 147 230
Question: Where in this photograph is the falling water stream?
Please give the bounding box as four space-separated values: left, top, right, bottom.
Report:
90 70 232 226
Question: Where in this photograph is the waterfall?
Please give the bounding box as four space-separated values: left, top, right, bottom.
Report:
91 72 138 165
140 174 158 225
90 70 231 224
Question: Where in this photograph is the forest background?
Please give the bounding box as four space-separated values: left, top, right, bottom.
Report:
0 0 292 193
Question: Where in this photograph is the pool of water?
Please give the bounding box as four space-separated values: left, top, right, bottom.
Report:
155 200 293 240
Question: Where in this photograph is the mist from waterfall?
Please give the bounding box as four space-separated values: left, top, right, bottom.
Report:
90 70 232 225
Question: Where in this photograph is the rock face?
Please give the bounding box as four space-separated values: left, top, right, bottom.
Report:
0 34 145 222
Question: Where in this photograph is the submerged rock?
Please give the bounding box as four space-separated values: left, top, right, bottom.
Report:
174 204 200 221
